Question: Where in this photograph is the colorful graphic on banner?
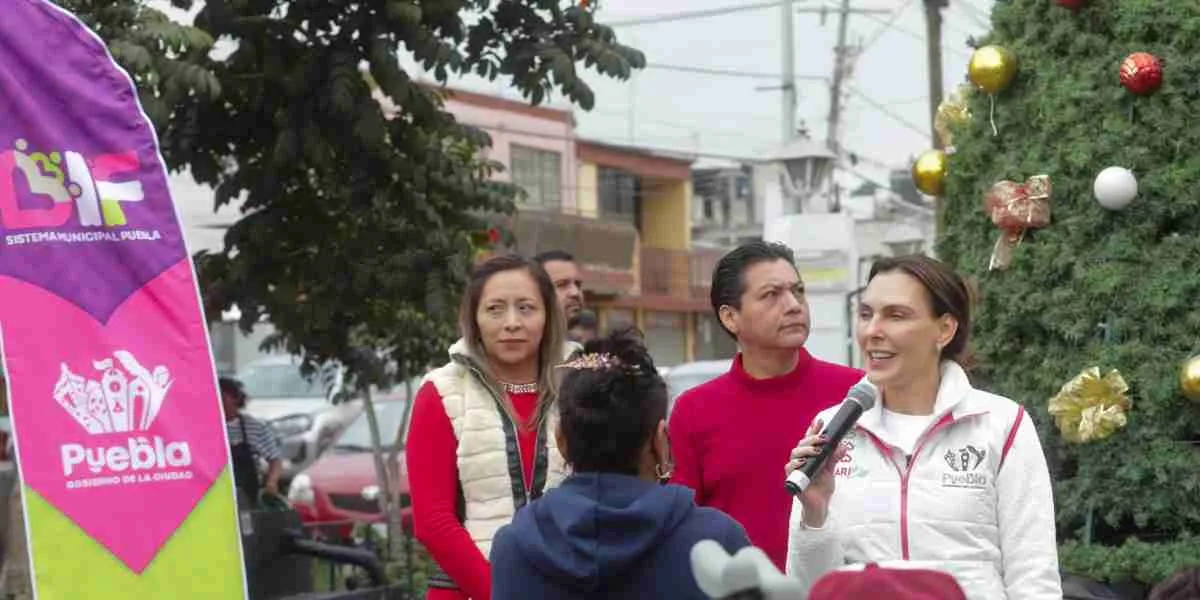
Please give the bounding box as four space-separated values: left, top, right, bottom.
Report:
0 1 246 597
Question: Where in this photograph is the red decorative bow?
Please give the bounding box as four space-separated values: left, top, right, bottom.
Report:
983 174 1051 270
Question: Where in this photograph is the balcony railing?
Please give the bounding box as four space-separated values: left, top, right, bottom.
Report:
640 247 724 301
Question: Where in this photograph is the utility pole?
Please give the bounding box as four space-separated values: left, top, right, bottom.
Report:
826 0 852 155
780 0 797 143
923 0 948 149
627 31 639 144
792 3 887 153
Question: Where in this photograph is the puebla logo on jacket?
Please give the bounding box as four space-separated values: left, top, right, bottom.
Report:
832 432 869 479
941 444 988 489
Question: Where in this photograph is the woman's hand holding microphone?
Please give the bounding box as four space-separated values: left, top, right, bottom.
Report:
784 417 847 529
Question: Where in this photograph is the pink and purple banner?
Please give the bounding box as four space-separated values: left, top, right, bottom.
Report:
0 1 246 597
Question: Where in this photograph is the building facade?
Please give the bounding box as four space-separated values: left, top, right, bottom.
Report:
760 136 934 368
441 88 736 366
690 160 761 250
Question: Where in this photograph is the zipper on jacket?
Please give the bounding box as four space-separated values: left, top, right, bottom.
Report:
860 412 956 560
462 362 535 502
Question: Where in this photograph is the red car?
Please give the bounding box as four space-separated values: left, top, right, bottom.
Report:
287 399 412 540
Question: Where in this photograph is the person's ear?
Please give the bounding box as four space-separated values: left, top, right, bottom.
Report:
935 314 958 355
653 419 672 482
718 305 740 338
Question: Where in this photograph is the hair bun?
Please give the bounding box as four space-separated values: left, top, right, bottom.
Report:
581 326 657 374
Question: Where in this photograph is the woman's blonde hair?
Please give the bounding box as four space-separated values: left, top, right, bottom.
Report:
457 254 567 428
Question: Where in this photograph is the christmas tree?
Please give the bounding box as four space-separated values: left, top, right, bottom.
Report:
934 0 1200 588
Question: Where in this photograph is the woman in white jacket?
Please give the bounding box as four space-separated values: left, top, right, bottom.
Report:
784 255 1062 599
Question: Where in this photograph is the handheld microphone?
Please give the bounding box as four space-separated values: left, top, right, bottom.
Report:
785 381 878 496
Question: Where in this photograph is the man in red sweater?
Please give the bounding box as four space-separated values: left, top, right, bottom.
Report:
669 241 862 571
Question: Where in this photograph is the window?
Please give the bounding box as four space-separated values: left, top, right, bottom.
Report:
644 311 686 367
737 177 751 198
603 308 635 333
333 400 411 451
510 144 562 209
598 167 639 220
237 362 332 399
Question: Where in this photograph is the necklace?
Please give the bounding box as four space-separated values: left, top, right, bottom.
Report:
501 381 538 394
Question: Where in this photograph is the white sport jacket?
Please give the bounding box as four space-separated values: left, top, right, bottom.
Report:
786 361 1063 599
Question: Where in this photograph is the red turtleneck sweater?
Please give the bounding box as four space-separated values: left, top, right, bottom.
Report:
668 349 862 570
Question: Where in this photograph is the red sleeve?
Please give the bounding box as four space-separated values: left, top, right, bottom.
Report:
407 380 491 600
668 393 705 504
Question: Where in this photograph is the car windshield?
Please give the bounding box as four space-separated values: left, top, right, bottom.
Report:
238 362 327 399
332 401 410 452
668 373 722 402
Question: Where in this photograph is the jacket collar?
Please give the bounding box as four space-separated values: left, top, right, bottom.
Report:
856 361 985 440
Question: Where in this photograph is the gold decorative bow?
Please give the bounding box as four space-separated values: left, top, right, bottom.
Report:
934 84 972 151
1047 367 1132 444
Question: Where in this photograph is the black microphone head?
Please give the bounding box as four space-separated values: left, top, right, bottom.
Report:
846 380 878 411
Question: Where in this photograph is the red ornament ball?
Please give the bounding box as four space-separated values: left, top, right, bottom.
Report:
1120 52 1163 96
1055 0 1088 9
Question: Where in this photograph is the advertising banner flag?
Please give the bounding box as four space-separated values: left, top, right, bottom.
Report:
0 1 247 597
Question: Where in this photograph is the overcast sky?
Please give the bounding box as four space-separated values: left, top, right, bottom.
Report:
161 0 996 248
397 0 995 180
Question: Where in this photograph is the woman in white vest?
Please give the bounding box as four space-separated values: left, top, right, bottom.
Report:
407 254 576 600
784 254 1063 599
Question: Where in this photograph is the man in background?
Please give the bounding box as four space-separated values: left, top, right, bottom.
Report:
669 241 862 570
535 250 584 321
219 377 284 505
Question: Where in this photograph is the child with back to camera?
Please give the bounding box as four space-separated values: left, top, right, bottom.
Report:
490 327 750 600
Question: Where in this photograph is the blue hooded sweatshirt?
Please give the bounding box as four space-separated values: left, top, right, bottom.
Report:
490 472 750 599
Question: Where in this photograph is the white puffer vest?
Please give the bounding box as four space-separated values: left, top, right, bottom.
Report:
422 339 576 558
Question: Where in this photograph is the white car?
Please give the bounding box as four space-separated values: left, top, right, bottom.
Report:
236 355 364 481
664 359 733 414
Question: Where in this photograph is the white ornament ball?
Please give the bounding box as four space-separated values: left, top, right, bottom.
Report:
1093 167 1138 210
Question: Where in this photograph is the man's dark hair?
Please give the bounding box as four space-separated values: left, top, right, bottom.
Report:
218 376 247 408
534 249 575 265
568 309 598 329
709 241 797 338
556 327 667 475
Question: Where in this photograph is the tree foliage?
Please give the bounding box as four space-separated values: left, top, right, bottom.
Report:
62 0 643 382
57 1 221 143
936 0 1200 584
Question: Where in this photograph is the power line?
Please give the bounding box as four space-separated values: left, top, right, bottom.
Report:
606 1 889 28
860 0 917 53
607 1 780 27
646 62 828 82
952 1 991 28
846 85 931 139
939 10 980 40
851 95 927 106
640 59 932 144
853 8 970 58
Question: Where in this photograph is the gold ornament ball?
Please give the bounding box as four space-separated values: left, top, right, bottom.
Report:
912 150 948 196
1181 355 1200 401
969 45 1018 94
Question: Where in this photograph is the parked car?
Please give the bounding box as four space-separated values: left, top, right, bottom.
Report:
664 359 732 413
288 396 414 540
236 355 364 481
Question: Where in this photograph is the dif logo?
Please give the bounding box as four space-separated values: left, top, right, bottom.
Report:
0 139 144 230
